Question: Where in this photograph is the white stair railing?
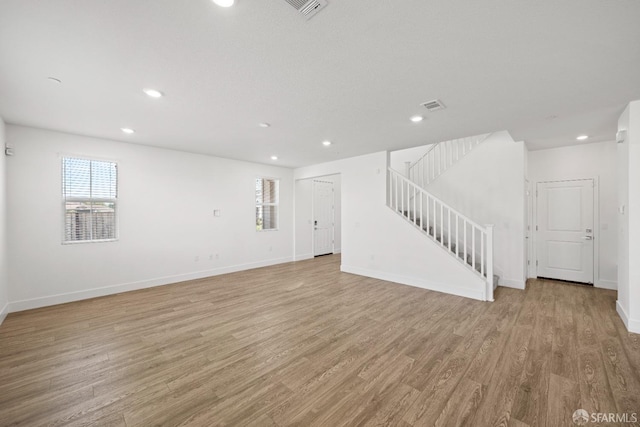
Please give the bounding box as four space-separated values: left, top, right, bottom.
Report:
407 134 491 188
388 167 494 301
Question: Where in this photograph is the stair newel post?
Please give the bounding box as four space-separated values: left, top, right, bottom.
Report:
463 221 467 264
413 184 420 226
455 215 459 258
401 176 404 213
419 191 423 230
426 193 430 234
447 209 451 251
387 168 391 207
485 224 495 302
439 202 444 246
393 173 398 211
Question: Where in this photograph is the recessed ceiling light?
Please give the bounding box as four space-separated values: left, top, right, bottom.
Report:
410 115 424 123
322 140 332 146
259 123 271 128
143 88 164 98
212 0 234 7
47 77 62 84
121 128 135 134
576 135 589 140
271 155 278 161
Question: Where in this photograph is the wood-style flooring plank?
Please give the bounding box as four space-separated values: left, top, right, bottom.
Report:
0 255 638 426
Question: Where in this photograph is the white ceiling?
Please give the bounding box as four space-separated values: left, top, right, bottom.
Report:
1 0 639 168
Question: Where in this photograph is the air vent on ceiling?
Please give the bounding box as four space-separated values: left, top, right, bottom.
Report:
283 0 328 20
420 99 446 112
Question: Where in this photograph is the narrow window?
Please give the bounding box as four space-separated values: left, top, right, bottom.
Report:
62 157 118 243
255 178 279 231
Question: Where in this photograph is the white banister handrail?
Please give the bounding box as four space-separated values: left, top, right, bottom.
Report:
389 167 486 231
485 224 495 301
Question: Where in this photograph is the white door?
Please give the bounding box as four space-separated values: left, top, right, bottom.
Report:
313 180 334 256
536 179 594 284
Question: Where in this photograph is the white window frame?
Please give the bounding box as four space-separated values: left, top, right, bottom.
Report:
255 177 279 232
61 155 119 244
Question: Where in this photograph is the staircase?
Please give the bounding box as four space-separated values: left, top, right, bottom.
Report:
388 134 496 301
406 134 490 188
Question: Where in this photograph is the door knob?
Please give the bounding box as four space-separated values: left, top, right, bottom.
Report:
582 236 593 240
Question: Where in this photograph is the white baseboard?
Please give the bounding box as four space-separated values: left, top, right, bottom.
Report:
340 264 486 301
616 301 640 334
9 256 293 313
0 302 8 325
294 253 314 261
499 278 526 290
596 280 617 290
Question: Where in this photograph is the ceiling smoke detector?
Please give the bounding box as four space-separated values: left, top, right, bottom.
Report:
282 0 328 20
420 99 446 112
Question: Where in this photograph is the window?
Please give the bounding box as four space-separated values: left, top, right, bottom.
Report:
255 178 279 231
62 157 118 243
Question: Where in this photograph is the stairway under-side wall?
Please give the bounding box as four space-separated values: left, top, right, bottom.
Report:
398 207 500 287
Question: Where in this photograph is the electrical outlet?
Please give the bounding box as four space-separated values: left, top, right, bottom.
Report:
215 253 219 259
209 254 213 261
269 246 273 252
194 256 199 262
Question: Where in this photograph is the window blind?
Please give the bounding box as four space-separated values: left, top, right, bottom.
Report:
62 157 118 242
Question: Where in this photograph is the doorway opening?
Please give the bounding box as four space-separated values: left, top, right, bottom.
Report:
294 174 341 261
313 179 334 257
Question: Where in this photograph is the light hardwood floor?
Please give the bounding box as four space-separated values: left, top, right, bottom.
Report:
0 255 639 426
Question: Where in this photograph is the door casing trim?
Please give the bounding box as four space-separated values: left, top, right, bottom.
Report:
533 177 601 287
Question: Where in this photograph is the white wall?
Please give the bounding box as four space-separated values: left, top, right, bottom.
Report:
617 101 640 333
528 141 618 289
295 151 487 301
294 174 341 260
6 125 294 311
0 118 8 324
627 102 640 332
424 131 527 289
